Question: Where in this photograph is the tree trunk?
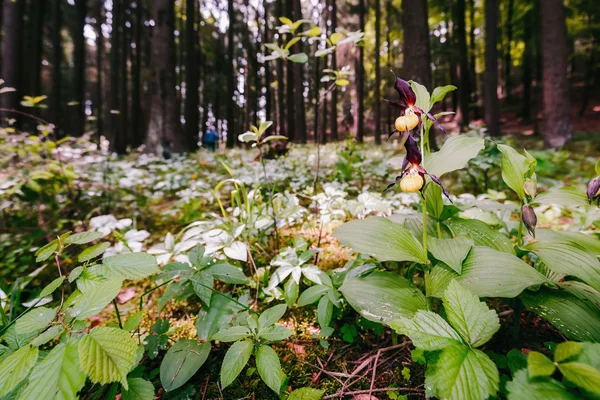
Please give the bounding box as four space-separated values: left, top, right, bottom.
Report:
26 0 45 98
330 0 338 141
263 2 272 124
291 0 306 143
0 0 21 124
131 0 143 147
504 0 514 101
226 0 235 148
468 0 478 119
455 0 470 129
110 0 123 152
386 0 392 130
521 6 533 123
72 0 87 136
120 0 130 150
355 0 365 143
276 0 286 137
285 0 295 141
484 0 500 137
51 0 63 134
184 0 199 150
374 0 381 144
540 0 572 148
402 0 432 89
95 0 104 141
145 0 186 154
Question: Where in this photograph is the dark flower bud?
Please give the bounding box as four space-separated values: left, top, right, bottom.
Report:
587 177 600 205
522 204 537 238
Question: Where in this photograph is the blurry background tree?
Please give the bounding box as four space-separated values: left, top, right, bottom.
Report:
0 0 596 153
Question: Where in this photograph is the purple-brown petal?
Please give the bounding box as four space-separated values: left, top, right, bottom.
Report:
586 177 600 204
404 133 422 166
426 172 452 202
391 71 416 109
522 204 537 237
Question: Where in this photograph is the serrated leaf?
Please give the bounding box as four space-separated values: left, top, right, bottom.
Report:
78 242 111 262
15 307 57 334
525 241 600 292
391 311 462 350
558 362 600 394
18 341 86 400
427 236 473 274
554 342 582 363
39 276 65 298
446 219 515 254
160 340 210 392
100 253 159 281
317 296 333 327
424 136 486 178
213 326 252 342
426 344 499 400
70 279 122 320
122 377 155 400
334 217 426 263
259 304 287 329
78 327 138 389
506 369 576 400
442 280 500 347
340 272 428 325
288 387 325 399
65 231 104 245
0 345 38 397
256 344 285 393
35 240 57 262
297 285 328 306
527 351 556 378
220 340 253 389
124 311 144 331
31 325 64 347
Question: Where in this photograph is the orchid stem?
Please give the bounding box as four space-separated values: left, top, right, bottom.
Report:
422 194 428 261
517 199 524 247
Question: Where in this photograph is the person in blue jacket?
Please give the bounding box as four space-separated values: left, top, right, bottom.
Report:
203 127 217 152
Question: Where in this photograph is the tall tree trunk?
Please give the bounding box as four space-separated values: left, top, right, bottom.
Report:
0 0 21 124
226 0 235 148
184 0 199 150
72 0 87 136
402 0 432 89
504 0 514 101
131 0 143 147
521 6 533 123
26 0 45 98
145 0 186 154
374 0 381 144
291 0 306 143
468 0 478 119
276 0 286 137
330 0 338 141
285 0 295 141
540 0 572 148
386 0 393 130
95 0 104 141
110 0 123 152
263 2 272 124
120 0 130 150
484 0 500 137
454 0 470 129
355 0 365 143
51 0 63 134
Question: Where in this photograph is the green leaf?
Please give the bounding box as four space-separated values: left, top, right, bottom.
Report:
527 351 556 378
521 288 600 342
100 253 159 281
15 307 57 334
333 217 426 263
160 340 210 392
446 219 515 254
122 378 155 400
123 311 144 331
442 280 500 347
535 229 600 256
329 32 343 45
35 240 57 262
65 231 104 245
220 340 253 389
279 16 293 26
284 279 299 307
287 387 325 400
525 240 600 292
339 272 428 325
596 159 600 176
285 37 301 49
256 345 285 393
258 304 287 329
391 311 462 350
18 341 86 400
238 131 258 143
425 344 498 400
297 285 328 306
424 136 486 178
70 279 122 320
409 80 431 112
258 121 273 135
31 325 64 347
78 327 138 389
317 296 333 327
0 345 38 397
497 144 530 199
424 182 444 220
558 362 600 394
288 53 308 63
39 276 66 298
427 236 473 274
430 85 457 107
506 369 577 400
258 325 292 342
262 135 289 143
191 272 214 305
213 326 252 342
78 242 111 262
196 296 239 341
554 342 582 363
534 187 589 208
426 247 547 298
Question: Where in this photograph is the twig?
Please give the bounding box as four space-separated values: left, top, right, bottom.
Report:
202 375 210 400
323 387 424 399
369 349 382 397
258 145 280 249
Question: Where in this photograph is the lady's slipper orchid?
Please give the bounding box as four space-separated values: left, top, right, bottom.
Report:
587 177 600 206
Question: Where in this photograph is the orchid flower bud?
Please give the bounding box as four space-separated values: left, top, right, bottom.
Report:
522 204 537 238
587 177 600 205
524 179 536 199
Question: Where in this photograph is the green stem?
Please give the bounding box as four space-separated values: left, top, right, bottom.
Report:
436 221 442 239
422 194 428 260
517 199 524 247
189 277 259 316
0 298 42 336
113 299 123 329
